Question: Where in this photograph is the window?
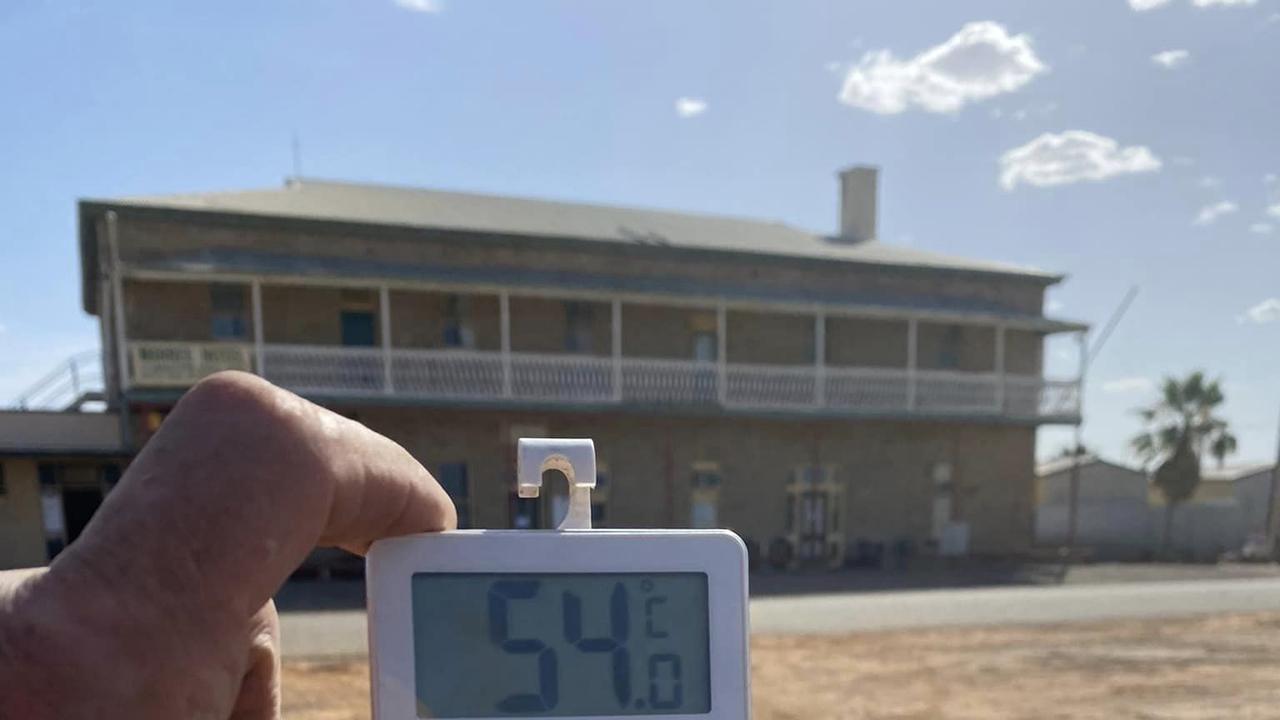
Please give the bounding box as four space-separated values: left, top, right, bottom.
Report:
692 331 717 362
938 325 961 369
210 284 247 340
341 311 376 346
442 294 475 349
564 301 594 353
438 463 470 529
341 290 378 347
690 463 722 529
101 464 122 494
37 463 65 560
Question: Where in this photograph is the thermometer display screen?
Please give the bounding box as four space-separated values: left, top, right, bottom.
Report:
411 573 711 717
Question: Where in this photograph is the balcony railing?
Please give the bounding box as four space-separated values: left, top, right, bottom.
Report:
125 341 1081 421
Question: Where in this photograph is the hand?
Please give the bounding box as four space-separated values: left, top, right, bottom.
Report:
0 372 456 719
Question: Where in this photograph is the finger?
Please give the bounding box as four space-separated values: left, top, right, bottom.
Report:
229 600 281 720
49 371 456 630
0 568 46 603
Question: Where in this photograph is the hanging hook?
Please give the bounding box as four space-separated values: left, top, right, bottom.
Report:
516 438 597 530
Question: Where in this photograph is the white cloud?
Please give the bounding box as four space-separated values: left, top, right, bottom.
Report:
1198 175 1222 188
1151 49 1191 68
393 0 442 12
1194 200 1239 225
1130 0 1173 9
838 21 1046 115
674 97 708 118
1267 203 1280 219
1249 222 1273 234
1046 299 1064 312
1243 298 1280 324
1265 173 1277 184
1192 0 1257 6
1103 377 1155 393
824 61 843 73
999 130 1162 191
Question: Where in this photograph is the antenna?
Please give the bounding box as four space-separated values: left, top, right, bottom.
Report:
291 131 303 179
1064 284 1140 553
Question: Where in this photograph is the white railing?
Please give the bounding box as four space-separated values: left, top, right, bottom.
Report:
824 367 911 413
394 349 505 399
621 358 718 405
125 342 1081 420
1006 376 1080 419
261 344 386 396
915 370 1001 413
725 363 817 410
509 352 614 403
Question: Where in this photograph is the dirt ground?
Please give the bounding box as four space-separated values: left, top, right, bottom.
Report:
283 611 1280 719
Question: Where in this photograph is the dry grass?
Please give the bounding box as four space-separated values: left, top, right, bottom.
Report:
284 612 1280 719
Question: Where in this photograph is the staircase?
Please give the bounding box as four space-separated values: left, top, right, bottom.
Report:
10 350 105 411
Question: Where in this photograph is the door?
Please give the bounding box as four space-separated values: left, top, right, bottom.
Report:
62 487 103 545
340 311 376 347
797 488 829 561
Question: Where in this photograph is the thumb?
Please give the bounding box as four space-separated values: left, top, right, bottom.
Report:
229 600 282 720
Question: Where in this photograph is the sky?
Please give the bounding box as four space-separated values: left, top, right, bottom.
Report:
0 0 1277 466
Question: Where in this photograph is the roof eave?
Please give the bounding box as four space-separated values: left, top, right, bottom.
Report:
78 199 1070 292
79 200 103 316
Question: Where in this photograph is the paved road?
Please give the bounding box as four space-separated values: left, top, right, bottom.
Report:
279 578 1280 658
748 577 1280 634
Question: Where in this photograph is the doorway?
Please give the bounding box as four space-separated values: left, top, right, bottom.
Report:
785 466 845 568
795 487 830 561
62 487 103 544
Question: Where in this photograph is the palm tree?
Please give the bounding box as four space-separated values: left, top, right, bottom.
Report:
1056 444 1090 458
1131 371 1238 551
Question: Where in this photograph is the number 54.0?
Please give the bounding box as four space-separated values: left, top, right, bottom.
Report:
487 580 683 714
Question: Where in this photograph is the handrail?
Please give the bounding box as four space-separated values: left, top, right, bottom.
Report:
119 341 1082 420
10 350 104 410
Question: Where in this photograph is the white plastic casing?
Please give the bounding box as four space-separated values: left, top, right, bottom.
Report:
366 529 751 720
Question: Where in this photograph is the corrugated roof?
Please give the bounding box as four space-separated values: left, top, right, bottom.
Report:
1036 457 1276 483
126 247 1083 332
1201 463 1276 483
1035 454 1145 478
1036 454 1101 477
100 178 1061 280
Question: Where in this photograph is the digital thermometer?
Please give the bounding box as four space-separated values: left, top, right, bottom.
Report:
367 439 751 719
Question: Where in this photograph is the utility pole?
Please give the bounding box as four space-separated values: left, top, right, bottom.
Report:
291 131 303 179
1265 408 1280 558
1064 286 1139 553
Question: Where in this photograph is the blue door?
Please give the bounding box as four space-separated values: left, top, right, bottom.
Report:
340 311 376 347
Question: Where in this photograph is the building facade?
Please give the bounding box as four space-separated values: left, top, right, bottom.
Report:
0 409 127 569
64 167 1085 566
1037 455 1279 561
1035 455 1151 557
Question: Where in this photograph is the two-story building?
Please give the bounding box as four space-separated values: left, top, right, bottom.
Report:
65 166 1084 566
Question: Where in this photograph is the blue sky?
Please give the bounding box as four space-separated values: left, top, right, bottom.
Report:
1 0 1277 464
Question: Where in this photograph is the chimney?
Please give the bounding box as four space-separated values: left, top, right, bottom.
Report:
838 165 878 243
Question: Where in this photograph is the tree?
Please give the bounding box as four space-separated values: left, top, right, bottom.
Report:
1056 443 1090 458
1131 371 1239 551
